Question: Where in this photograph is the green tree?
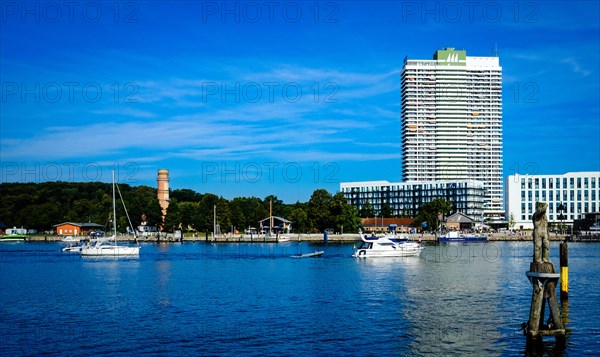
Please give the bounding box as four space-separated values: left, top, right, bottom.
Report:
228 198 246 230
358 201 375 218
125 185 162 227
216 198 232 233
307 189 333 232
171 189 202 203
381 202 393 218
508 213 515 231
72 199 94 222
197 194 220 231
17 202 62 231
164 200 182 232
178 202 200 231
288 207 309 233
263 195 285 217
246 197 269 228
413 198 453 232
331 192 361 233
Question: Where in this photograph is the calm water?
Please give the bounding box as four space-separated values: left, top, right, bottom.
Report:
1 241 599 356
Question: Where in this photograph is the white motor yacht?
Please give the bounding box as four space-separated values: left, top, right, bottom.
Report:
353 230 423 258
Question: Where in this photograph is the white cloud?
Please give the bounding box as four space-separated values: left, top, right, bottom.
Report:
561 57 591 77
1 65 402 166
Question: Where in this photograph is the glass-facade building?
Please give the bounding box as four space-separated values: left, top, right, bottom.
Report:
340 180 486 219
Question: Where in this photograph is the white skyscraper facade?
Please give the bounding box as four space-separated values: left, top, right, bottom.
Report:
401 48 503 221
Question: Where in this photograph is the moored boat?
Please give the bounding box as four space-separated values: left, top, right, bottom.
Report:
438 231 487 243
0 234 26 243
81 171 140 257
60 236 80 243
81 240 139 256
62 245 82 253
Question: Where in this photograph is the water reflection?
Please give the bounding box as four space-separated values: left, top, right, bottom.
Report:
401 244 505 356
1 241 597 356
155 260 172 307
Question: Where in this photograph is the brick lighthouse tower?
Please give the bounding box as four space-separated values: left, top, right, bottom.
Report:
157 169 170 222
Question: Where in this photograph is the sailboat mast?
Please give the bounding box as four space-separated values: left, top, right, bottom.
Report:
269 200 272 236
112 170 117 245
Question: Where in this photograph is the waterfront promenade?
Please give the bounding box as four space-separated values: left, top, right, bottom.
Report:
23 232 599 243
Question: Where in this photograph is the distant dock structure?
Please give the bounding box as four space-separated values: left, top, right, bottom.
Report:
157 169 170 223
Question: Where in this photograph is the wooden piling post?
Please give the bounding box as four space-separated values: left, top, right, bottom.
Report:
560 242 568 301
525 202 566 351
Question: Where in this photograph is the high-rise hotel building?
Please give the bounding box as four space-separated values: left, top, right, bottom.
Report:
401 48 503 221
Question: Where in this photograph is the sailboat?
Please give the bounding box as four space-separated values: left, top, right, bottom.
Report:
81 171 140 257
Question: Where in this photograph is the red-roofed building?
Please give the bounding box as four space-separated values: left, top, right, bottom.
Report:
361 218 415 233
54 222 104 236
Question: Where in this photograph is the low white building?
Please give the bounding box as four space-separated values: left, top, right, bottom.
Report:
6 227 27 235
505 172 600 230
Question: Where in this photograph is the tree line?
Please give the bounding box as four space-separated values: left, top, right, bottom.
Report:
1 182 453 234
0 183 362 234
0 182 162 233
164 189 361 234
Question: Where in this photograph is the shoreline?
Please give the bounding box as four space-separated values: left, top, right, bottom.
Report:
18 233 600 243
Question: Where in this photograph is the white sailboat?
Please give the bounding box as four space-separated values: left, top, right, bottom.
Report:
81 171 140 257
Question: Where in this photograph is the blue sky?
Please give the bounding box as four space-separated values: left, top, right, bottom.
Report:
1 0 599 202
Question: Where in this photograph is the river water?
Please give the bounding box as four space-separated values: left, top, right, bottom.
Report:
1 241 598 356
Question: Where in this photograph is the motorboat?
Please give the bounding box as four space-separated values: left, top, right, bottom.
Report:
291 250 324 258
353 230 424 258
438 231 487 243
0 234 26 243
60 236 80 243
62 244 82 253
278 235 291 242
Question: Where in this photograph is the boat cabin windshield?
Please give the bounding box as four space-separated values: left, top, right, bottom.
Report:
390 237 408 242
357 242 373 249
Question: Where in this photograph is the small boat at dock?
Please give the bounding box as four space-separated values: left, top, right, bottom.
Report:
60 236 80 243
278 235 291 242
0 234 26 243
438 231 487 243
